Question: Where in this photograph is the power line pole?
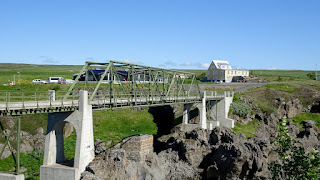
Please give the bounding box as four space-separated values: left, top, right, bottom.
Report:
18 72 20 85
316 64 318 81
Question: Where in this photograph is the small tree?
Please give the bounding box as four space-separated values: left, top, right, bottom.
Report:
307 72 316 80
196 72 206 81
230 102 252 118
270 118 320 179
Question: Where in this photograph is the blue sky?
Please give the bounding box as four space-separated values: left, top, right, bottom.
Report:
0 0 319 70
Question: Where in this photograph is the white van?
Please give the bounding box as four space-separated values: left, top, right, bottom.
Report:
48 77 65 84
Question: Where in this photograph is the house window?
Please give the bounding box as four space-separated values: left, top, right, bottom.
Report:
213 71 215 75
207 71 210 76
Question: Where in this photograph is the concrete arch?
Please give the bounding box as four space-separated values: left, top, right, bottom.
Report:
41 90 94 180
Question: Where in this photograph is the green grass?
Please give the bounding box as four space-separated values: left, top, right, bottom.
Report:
64 132 77 161
93 109 157 143
232 119 261 138
0 150 43 180
0 63 82 85
62 109 157 161
250 70 319 82
264 84 298 93
290 113 320 128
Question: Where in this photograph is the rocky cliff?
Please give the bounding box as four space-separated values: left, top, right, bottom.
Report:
80 114 320 180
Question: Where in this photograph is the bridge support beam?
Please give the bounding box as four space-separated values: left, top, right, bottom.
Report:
40 90 94 180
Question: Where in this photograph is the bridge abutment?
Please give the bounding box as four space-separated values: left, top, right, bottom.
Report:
40 90 94 180
181 91 235 132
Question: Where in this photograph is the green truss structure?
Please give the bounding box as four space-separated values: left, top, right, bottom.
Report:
64 60 202 110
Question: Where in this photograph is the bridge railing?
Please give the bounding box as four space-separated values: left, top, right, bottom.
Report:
204 91 234 99
88 88 202 109
0 91 80 114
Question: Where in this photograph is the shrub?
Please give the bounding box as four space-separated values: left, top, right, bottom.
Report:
196 72 206 80
52 85 60 91
270 117 320 179
307 72 316 80
230 102 252 117
277 76 282 82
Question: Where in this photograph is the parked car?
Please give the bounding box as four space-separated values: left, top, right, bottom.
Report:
48 77 65 84
65 79 74 84
32 79 47 84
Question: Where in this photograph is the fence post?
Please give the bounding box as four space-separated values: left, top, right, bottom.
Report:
16 116 21 174
48 90 55 102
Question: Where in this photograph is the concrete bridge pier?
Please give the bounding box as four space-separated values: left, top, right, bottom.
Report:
206 92 234 129
206 100 220 130
196 91 208 130
181 103 196 131
216 92 234 128
181 91 235 132
40 90 94 180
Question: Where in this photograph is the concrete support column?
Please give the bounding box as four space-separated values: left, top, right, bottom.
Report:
41 90 94 180
182 103 193 125
74 90 94 173
196 91 207 129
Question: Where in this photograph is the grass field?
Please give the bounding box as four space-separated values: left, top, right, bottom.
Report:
1 63 318 88
0 63 82 85
250 69 318 82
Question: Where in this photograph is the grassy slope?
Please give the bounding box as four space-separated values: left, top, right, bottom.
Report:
233 119 261 138
232 83 320 138
290 113 320 128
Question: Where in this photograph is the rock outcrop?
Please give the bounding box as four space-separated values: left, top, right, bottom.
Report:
81 117 320 180
0 127 45 159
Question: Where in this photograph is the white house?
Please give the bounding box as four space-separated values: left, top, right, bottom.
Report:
207 60 249 83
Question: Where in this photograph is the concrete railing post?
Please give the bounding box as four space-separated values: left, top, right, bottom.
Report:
48 90 55 102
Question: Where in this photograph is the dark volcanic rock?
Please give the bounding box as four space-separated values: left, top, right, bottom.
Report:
297 120 320 152
81 118 320 180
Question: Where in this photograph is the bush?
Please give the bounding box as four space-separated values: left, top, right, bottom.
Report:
307 72 316 80
270 117 320 179
196 72 206 80
230 102 251 117
52 85 60 91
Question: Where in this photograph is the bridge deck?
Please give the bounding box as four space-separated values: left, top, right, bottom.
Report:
0 95 224 116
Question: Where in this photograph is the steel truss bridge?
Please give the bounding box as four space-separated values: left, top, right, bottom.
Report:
0 60 229 176
0 60 226 116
